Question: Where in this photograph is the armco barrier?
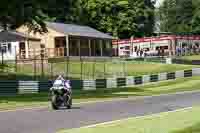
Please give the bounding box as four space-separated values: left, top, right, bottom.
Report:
167 72 176 80
184 70 193 77
117 78 126 87
96 79 107 89
83 80 96 90
18 81 39 94
134 76 143 85
1 68 200 94
150 75 159 82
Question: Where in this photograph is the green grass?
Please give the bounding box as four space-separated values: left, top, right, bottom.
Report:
181 55 200 60
58 106 200 133
3 60 198 80
1 76 200 110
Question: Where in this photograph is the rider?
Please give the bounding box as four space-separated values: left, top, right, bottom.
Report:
53 75 71 93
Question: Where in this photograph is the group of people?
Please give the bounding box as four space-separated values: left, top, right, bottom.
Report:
136 49 145 57
135 47 165 57
176 45 200 56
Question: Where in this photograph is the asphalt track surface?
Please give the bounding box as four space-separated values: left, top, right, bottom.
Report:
1 91 200 133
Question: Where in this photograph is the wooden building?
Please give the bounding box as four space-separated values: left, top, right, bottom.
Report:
17 22 114 57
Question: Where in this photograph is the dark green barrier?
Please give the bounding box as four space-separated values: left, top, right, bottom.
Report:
96 79 106 89
134 76 143 85
172 59 192 65
167 72 175 80
0 81 18 94
150 75 158 82
71 80 83 90
184 70 192 77
38 81 52 92
192 60 200 65
117 78 126 87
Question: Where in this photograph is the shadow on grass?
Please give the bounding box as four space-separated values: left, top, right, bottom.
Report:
172 122 200 133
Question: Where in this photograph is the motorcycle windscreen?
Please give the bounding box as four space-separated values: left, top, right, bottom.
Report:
53 80 63 86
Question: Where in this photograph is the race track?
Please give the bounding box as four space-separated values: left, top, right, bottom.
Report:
1 91 200 133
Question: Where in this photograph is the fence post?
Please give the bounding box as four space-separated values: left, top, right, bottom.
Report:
33 49 36 80
67 56 69 78
15 46 18 73
104 58 106 79
123 59 126 77
80 56 83 80
65 54 69 78
41 49 44 78
92 58 96 79
50 62 53 80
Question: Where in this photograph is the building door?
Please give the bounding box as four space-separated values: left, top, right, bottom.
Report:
55 37 66 57
19 42 26 59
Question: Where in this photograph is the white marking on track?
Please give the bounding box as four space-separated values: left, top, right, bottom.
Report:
81 107 194 128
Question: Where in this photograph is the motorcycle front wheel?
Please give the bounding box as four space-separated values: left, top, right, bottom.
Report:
67 98 72 109
51 95 59 110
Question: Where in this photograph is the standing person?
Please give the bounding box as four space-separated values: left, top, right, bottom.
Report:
161 47 165 58
136 49 139 57
144 49 147 57
178 47 181 56
140 49 143 57
176 47 179 56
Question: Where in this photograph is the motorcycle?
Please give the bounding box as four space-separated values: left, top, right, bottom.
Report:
50 76 72 110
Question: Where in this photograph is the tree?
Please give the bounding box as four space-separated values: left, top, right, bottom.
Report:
191 0 200 34
159 0 194 33
75 0 156 38
0 0 156 38
0 0 55 33
134 0 155 37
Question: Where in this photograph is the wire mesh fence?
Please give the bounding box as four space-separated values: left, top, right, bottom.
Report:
49 57 126 80
0 56 130 80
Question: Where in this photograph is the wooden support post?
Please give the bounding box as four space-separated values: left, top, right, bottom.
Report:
33 49 36 80
94 40 96 56
169 40 172 57
15 46 17 73
100 40 103 56
89 39 91 56
78 39 81 56
25 40 29 58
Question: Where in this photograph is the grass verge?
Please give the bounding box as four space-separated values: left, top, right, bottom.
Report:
58 107 200 133
1 76 200 110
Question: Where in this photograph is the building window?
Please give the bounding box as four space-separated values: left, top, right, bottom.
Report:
8 43 11 52
125 46 130 50
0 43 13 53
0 43 8 53
40 44 45 48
